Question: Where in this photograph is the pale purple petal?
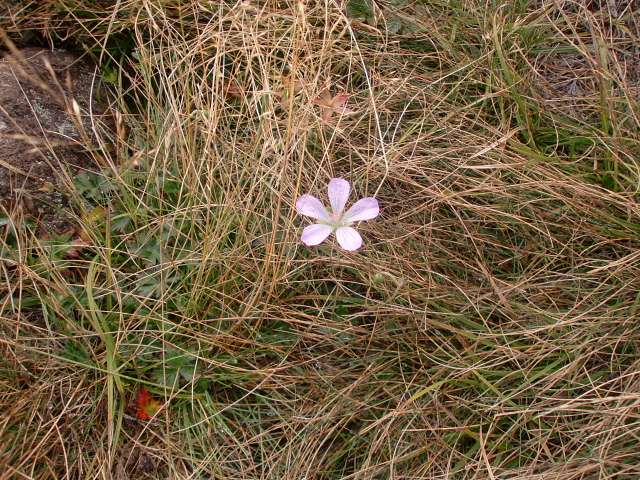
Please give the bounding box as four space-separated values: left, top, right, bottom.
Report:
296 194 330 221
328 178 350 216
301 224 333 246
335 227 362 251
344 197 379 222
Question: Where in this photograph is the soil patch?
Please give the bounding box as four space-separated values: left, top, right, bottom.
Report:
0 47 113 233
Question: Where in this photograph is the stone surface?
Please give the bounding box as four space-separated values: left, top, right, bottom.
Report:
0 47 112 232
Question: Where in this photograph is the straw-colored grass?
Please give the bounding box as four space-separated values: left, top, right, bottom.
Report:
1 0 640 479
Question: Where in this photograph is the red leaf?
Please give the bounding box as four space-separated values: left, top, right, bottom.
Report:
313 89 355 121
136 387 163 420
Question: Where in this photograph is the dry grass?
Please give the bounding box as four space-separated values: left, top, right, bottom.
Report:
1 0 640 479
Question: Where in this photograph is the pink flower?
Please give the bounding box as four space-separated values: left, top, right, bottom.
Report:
296 178 379 251
313 90 356 121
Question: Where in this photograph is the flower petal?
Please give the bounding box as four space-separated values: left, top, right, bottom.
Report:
300 224 333 246
344 197 379 222
335 227 363 251
296 194 330 221
328 178 350 216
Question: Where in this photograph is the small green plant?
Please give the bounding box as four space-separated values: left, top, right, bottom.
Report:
154 346 210 390
0 214 35 261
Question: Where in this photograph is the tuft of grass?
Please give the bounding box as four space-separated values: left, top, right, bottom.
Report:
1 0 640 479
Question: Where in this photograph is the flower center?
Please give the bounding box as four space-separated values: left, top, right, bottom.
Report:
326 211 351 229
329 211 341 223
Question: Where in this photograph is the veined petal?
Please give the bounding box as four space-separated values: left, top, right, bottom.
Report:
335 227 362 251
296 195 330 221
301 224 333 246
344 197 379 222
328 178 350 216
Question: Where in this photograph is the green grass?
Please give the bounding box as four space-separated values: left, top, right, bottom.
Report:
1 0 640 478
